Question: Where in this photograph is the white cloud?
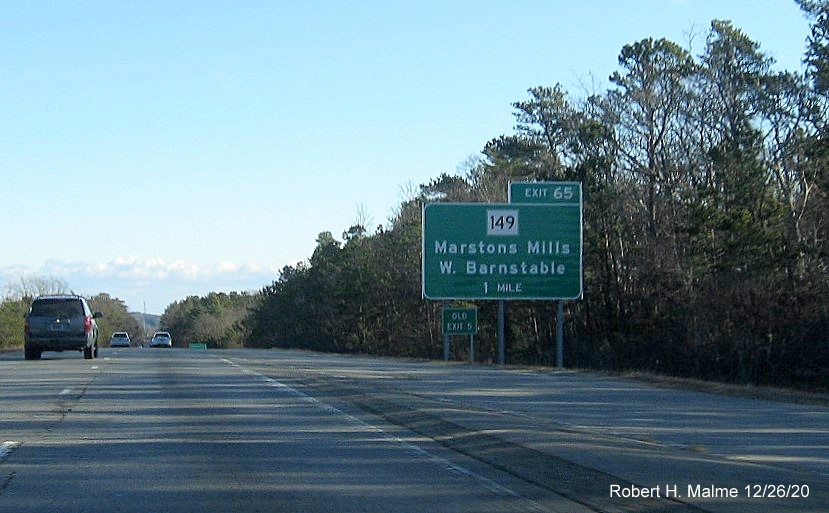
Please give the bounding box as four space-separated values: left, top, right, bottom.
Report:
1 257 283 313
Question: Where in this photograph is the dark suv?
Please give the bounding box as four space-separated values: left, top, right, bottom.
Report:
24 295 103 360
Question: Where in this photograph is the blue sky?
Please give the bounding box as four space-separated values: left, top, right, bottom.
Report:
0 1 812 313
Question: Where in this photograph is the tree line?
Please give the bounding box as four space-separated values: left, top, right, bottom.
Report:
160 292 257 348
0 276 141 349
242 8 829 390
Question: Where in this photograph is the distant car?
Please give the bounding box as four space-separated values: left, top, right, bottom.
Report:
110 332 131 348
24 295 103 360
150 331 173 348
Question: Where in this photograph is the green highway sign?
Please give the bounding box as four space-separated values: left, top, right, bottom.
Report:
442 307 478 335
422 202 582 300
509 181 581 205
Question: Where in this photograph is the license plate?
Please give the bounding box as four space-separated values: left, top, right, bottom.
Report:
49 323 67 332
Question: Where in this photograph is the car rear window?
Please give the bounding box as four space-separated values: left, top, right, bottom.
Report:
113 333 128 338
30 299 84 317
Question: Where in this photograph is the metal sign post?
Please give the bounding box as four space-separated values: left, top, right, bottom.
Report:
443 301 450 361
498 300 505 365
556 300 564 368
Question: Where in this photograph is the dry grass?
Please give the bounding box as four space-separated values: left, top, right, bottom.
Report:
619 370 829 406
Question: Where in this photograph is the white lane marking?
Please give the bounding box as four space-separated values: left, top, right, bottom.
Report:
0 441 20 463
59 388 72 396
225 359 545 511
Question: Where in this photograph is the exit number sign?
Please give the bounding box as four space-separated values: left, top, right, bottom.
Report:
442 307 478 335
509 181 581 204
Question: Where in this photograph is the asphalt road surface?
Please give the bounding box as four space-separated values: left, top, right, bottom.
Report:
0 348 826 513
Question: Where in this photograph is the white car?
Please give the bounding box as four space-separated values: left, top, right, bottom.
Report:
150 331 173 348
110 332 131 347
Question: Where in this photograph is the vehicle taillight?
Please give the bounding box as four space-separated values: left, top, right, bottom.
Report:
84 315 93 334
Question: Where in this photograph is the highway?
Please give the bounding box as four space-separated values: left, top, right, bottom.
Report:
0 348 826 513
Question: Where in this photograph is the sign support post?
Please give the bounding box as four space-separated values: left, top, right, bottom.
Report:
443 301 450 362
556 300 564 368
498 300 506 365
469 334 475 363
